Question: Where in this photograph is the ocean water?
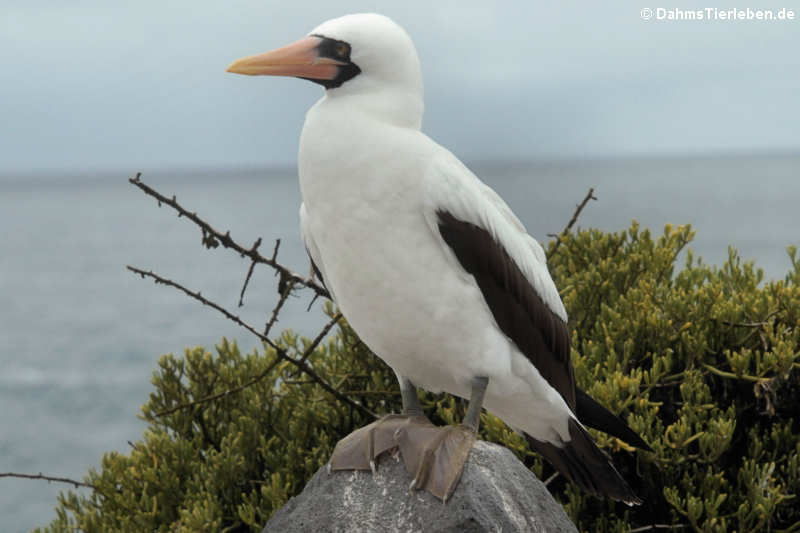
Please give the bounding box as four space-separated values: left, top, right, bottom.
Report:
1 154 798 531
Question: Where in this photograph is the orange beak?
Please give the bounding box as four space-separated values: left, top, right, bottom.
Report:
226 36 346 79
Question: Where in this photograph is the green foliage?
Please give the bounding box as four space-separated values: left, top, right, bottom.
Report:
549 224 800 532
38 224 800 533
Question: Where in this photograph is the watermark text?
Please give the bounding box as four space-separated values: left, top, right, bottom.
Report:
640 7 796 21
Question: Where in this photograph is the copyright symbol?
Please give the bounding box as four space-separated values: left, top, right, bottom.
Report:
641 7 653 20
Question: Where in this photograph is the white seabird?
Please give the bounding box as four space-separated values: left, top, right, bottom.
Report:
227 13 650 504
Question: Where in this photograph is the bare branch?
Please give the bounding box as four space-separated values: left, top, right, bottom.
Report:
128 173 329 300
306 292 322 312
155 307 339 417
237 238 262 307
155 354 282 417
630 525 688 532
270 239 281 261
126 265 375 419
543 472 559 486
156 301 340 417
0 472 95 490
299 311 342 366
263 277 295 338
721 320 769 328
548 187 597 256
719 309 781 328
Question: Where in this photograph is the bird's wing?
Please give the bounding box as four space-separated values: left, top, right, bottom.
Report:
300 202 335 301
422 152 575 410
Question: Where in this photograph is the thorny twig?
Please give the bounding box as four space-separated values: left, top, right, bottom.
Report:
263 275 296 338
719 309 781 328
0 472 96 490
629 525 688 532
237 237 263 307
126 265 374 419
154 355 283 417
298 311 342 366
153 312 339 417
547 187 597 256
129 173 329 300
543 472 559 487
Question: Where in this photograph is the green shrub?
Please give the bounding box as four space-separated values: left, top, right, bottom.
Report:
38 222 800 532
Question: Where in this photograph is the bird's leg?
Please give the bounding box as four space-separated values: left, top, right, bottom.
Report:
395 376 488 502
399 376 425 417
328 376 434 473
462 375 488 432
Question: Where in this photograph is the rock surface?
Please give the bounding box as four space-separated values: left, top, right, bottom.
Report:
262 440 578 533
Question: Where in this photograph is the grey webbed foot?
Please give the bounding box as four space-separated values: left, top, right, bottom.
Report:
329 375 488 503
395 423 477 502
328 413 432 472
396 375 487 501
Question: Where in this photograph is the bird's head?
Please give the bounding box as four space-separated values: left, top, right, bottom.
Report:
226 13 422 97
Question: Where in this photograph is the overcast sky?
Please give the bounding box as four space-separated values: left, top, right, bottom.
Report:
2 1 799 175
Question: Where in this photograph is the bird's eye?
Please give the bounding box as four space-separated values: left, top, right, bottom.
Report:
334 42 349 58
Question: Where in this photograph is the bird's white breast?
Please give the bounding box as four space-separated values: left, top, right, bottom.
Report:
298 97 572 443
299 101 498 390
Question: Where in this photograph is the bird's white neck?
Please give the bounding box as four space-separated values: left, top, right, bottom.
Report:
298 87 426 214
319 85 424 130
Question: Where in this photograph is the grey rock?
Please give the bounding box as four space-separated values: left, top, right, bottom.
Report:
262 440 578 533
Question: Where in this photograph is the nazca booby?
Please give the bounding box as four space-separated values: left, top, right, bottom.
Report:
227 13 650 504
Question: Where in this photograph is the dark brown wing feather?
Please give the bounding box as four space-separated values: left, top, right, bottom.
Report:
436 210 576 410
526 419 642 505
308 252 327 291
436 210 647 503
576 387 653 451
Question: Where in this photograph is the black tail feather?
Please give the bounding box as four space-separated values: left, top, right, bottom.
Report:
575 388 653 452
526 418 643 505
